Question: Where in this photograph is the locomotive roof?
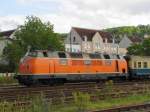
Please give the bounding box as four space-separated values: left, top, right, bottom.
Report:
28 50 123 59
32 50 120 55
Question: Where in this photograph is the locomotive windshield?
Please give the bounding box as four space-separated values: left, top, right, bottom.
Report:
28 51 37 57
89 53 101 59
27 51 48 57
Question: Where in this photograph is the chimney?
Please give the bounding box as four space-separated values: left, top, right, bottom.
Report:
113 38 115 44
105 38 107 43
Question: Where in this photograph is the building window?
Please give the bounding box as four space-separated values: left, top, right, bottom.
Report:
103 39 105 43
88 44 91 49
73 37 76 42
83 36 87 41
95 43 100 49
98 43 100 48
138 62 141 68
143 62 148 68
84 43 90 49
73 49 77 52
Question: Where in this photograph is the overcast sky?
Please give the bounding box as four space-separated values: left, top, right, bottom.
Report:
1 0 150 33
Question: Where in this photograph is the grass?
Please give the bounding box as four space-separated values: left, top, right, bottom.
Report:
88 94 150 110
51 93 150 112
0 81 150 112
0 92 150 112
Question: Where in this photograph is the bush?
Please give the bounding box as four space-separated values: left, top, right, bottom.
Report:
25 93 50 112
73 92 90 112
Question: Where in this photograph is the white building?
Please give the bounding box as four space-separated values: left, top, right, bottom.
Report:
65 44 81 52
65 27 119 54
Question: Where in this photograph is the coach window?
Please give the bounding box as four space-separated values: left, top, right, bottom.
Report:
58 52 67 58
116 55 120 59
73 37 76 42
143 62 148 68
28 51 37 57
103 54 110 59
138 62 142 68
37 52 44 57
134 62 137 68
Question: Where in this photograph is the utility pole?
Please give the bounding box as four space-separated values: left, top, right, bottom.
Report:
70 31 72 52
117 45 119 55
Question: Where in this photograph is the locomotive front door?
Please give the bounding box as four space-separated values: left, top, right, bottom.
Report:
57 52 68 73
84 60 91 73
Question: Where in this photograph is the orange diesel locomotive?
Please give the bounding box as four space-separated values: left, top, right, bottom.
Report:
16 50 128 86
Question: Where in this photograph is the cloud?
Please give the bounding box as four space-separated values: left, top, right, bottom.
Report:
0 0 150 32
0 16 25 31
16 0 56 4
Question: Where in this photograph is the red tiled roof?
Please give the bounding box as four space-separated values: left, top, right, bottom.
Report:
72 27 112 42
129 36 143 43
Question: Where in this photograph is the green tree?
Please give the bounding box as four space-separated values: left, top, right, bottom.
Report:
127 44 144 55
4 16 64 71
105 24 150 40
142 38 150 56
127 38 150 56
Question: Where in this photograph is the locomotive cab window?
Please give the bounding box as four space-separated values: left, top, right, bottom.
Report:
58 52 67 58
37 52 44 57
116 55 120 59
43 52 48 57
28 51 37 57
143 62 148 68
70 53 83 58
103 54 110 59
89 53 101 59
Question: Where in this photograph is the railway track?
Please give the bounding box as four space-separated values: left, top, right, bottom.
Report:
0 80 148 90
92 103 150 112
0 81 150 104
0 84 24 90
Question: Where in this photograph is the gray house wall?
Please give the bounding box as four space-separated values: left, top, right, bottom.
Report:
65 28 82 45
119 36 133 48
118 36 133 55
65 27 119 54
